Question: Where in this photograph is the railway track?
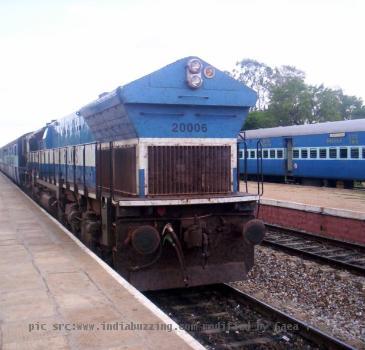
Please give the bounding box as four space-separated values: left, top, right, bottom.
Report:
263 225 365 275
145 284 355 349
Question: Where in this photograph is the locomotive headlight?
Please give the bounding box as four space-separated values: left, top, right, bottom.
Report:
186 58 203 89
187 58 202 73
189 75 203 89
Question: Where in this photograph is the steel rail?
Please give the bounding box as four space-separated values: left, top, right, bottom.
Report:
146 284 356 350
222 284 356 350
263 224 365 275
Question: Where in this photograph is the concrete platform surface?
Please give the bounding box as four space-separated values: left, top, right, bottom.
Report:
0 173 204 350
245 181 365 216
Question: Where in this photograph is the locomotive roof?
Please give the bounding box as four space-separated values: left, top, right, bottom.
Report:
240 118 365 139
0 132 32 148
80 56 257 111
78 56 257 141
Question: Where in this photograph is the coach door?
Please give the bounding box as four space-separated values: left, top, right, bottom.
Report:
285 138 293 174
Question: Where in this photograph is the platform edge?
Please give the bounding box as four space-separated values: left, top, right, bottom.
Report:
9 178 205 350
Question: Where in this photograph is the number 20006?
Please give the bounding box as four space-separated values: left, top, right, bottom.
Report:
172 123 207 133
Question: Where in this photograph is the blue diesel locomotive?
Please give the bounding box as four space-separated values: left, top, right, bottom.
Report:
238 119 365 187
0 57 266 291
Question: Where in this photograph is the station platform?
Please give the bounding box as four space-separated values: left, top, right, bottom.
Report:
0 173 204 350
244 182 365 245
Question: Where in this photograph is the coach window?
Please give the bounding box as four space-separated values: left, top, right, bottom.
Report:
351 147 359 159
277 149 283 159
269 149 275 158
319 148 327 159
263 150 269 158
329 148 337 159
362 147 365 159
293 149 299 158
239 150 243 159
310 149 317 159
250 150 255 158
339 148 348 159
301 149 308 159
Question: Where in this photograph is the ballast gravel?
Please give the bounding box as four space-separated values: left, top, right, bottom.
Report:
232 245 365 349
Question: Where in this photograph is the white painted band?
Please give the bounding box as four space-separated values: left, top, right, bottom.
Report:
116 195 259 206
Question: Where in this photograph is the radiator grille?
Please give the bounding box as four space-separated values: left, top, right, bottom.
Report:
97 145 137 196
113 146 137 196
98 147 111 192
148 145 231 195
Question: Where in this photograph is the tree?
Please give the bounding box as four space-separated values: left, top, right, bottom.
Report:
232 58 365 128
232 59 274 110
243 110 277 130
352 106 365 119
268 77 312 125
273 65 305 85
310 85 342 123
232 60 307 111
339 93 365 119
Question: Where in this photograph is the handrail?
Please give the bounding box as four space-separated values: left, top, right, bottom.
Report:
256 139 264 196
243 141 248 193
237 133 249 193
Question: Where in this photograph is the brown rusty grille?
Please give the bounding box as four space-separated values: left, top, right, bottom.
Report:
98 147 111 193
97 145 137 196
113 146 137 196
148 145 231 195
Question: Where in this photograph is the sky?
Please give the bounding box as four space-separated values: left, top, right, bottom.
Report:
0 0 364 146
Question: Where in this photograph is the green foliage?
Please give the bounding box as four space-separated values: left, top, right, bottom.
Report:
269 78 312 126
244 111 277 130
339 94 365 119
353 106 365 119
234 58 365 129
309 85 342 123
232 59 274 110
273 65 305 85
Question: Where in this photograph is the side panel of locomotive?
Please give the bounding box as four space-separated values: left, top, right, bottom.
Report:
5 57 265 291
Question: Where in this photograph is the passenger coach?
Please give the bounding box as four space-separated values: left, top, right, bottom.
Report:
239 119 365 187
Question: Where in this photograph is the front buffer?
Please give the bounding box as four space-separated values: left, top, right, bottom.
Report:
112 199 265 291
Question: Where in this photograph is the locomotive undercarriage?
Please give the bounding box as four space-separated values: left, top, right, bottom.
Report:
113 203 261 290
28 178 265 291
